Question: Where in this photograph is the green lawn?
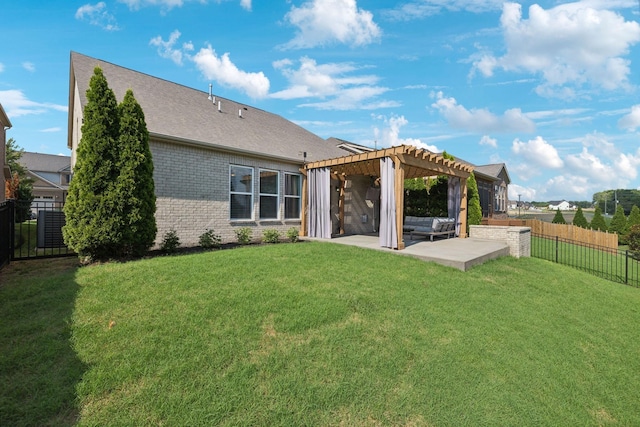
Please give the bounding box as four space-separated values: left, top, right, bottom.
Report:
2 242 640 426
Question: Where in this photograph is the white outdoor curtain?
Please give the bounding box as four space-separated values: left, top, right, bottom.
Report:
447 176 461 236
379 157 398 249
307 167 332 239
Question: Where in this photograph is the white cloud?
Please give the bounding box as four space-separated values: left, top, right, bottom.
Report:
22 62 35 72
119 0 186 10
40 127 62 133
472 2 640 96
0 90 68 118
120 0 253 11
282 0 381 49
543 175 592 200
271 56 395 110
373 115 440 152
431 91 535 133
479 135 497 148
512 136 564 169
0 63 4 73
517 132 640 200
508 183 537 201
149 30 190 65
75 2 119 31
618 105 640 131
192 45 270 99
384 0 504 20
150 31 269 98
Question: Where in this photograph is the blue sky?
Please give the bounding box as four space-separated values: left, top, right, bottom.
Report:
1 0 640 202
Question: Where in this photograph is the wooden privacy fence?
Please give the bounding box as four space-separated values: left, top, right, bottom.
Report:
482 218 618 250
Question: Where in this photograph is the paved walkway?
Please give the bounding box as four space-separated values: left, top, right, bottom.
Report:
308 234 510 271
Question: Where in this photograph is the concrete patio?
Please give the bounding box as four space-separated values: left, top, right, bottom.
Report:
308 234 510 271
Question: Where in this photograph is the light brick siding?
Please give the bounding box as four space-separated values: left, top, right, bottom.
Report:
151 140 303 247
469 225 531 258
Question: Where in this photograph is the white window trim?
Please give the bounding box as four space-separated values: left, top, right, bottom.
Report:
284 172 302 220
229 165 254 221
259 168 280 220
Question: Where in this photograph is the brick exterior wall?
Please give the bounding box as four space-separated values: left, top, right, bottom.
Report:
151 140 304 247
1 125 5 203
469 225 531 258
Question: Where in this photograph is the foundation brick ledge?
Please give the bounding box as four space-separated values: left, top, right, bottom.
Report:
469 225 531 258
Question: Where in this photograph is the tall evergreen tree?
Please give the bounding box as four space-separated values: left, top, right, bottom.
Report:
609 204 627 236
552 209 566 224
116 89 156 257
63 67 121 259
466 172 482 230
590 205 608 232
572 206 589 228
627 205 640 230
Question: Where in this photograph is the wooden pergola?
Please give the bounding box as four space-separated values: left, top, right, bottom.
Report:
300 145 474 250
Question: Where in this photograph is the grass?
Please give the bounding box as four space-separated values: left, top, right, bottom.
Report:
3 242 640 425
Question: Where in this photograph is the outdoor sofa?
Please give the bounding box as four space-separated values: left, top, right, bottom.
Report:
403 216 457 241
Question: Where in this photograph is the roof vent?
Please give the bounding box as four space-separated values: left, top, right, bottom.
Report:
218 101 221 112
207 83 212 100
238 109 243 118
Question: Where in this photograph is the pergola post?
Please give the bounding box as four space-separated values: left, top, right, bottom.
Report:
459 177 468 238
394 156 405 250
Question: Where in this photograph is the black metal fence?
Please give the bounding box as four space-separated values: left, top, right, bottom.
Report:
531 232 640 287
0 200 14 269
11 200 74 261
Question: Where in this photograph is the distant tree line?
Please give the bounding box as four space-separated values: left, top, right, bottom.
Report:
552 204 640 245
593 189 640 216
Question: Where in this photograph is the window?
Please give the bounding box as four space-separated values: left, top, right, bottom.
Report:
259 169 279 219
284 173 301 219
230 165 253 220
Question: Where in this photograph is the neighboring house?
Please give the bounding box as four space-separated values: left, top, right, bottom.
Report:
473 163 511 219
19 152 71 208
69 52 350 246
1 103 12 203
548 200 573 210
453 159 511 219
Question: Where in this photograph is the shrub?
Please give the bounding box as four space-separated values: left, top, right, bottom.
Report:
628 224 640 258
160 229 181 254
590 205 607 232
199 229 221 249
287 227 299 243
552 209 566 224
262 229 280 244
466 173 482 230
572 206 589 228
235 227 253 245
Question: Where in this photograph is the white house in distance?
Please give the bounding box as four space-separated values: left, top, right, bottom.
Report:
20 152 71 207
548 200 575 211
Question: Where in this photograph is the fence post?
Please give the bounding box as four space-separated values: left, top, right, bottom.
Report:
625 250 629 285
555 236 559 263
9 199 15 258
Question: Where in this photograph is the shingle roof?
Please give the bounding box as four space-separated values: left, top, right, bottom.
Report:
20 152 70 173
473 163 510 184
0 103 11 128
69 52 347 164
